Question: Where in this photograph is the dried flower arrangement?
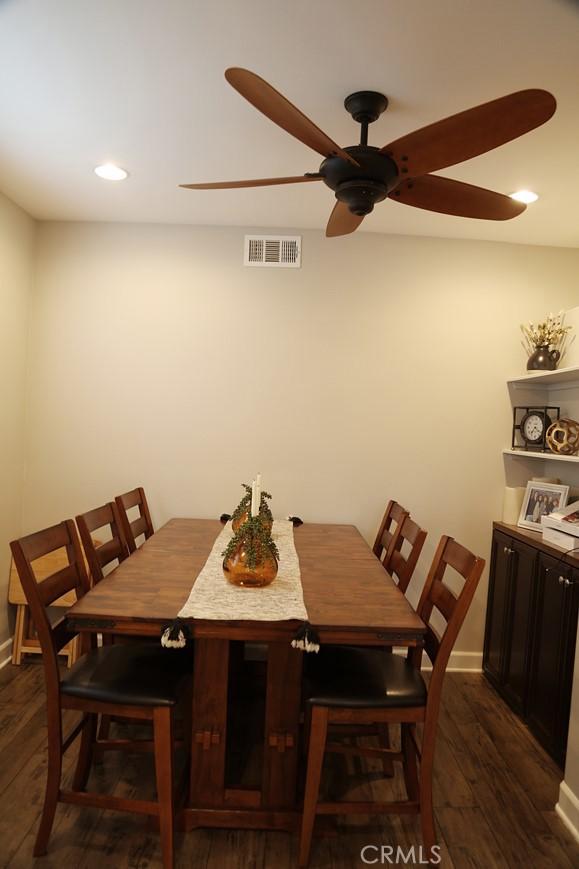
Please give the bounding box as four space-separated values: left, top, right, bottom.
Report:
521 311 573 357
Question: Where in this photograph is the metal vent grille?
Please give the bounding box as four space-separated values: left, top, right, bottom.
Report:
244 235 301 268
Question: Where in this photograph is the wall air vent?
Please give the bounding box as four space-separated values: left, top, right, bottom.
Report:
244 235 301 268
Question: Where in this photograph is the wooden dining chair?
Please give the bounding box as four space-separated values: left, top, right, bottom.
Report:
76 501 135 738
76 501 129 583
372 500 409 572
388 515 428 595
10 520 192 869
298 535 485 867
115 486 154 553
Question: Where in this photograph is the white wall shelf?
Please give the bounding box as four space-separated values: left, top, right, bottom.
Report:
508 365 579 389
503 448 579 464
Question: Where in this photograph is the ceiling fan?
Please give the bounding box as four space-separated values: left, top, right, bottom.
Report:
181 69 556 237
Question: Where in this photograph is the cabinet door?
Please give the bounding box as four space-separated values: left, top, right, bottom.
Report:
502 539 537 713
483 531 513 686
527 553 577 766
555 568 579 764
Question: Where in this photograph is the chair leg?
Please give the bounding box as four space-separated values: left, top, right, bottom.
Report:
72 713 97 791
153 707 175 869
34 717 62 856
402 724 419 802
419 740 437 862
302 704 311 758
378 724 394 777
298 705 329 868
98 714 111 741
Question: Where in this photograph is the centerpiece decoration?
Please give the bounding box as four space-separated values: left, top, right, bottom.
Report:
223 477 279 586
231 474 273 532
521 311 573 371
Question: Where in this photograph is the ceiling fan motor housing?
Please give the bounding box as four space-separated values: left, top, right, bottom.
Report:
320 146 399 215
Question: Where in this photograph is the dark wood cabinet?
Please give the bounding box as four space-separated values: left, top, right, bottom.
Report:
483 531 512 686
503 537 537 713
483 523 579 766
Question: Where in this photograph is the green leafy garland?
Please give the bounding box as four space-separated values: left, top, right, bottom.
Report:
222 515 279 569
260 492 273 522
230 483 273 524
231 483 252 524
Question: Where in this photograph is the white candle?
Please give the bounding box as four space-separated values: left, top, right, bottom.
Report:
255 473 261 507
251 480 258 517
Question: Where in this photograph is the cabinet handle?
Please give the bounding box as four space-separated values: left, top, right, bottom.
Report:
565 578 572 586
503 546 514 556
559 576 566 585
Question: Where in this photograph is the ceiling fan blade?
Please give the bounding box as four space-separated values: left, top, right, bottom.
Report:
389 175 526 220
180 174 323 190
326 200 364 237
225 68 358 167
382 89 556 177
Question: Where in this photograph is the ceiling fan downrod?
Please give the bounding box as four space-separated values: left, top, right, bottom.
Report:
343 90 389 146
320 90 397 216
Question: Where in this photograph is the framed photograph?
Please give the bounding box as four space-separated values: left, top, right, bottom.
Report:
518 481 569 530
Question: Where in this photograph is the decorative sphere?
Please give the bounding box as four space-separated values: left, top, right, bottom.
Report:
546 418 579 456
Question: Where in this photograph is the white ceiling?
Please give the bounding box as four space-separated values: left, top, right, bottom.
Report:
1 0 578 246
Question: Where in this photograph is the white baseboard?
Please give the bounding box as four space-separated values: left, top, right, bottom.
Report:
0 637 12 670
444 651 483 673
394 648 483 672
556 780 579 844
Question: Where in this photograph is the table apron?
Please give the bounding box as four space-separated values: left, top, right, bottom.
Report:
65 617 424 647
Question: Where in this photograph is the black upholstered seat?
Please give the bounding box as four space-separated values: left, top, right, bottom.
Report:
305 645 426 709
61 644 192 707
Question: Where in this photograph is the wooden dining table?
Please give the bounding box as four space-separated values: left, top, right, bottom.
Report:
66 518 426 832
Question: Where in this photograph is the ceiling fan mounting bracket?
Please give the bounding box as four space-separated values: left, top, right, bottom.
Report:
344 91 389 124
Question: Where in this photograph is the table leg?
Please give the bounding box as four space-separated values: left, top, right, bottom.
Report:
261 643 303 809
189 638 229 807
12 605 25 665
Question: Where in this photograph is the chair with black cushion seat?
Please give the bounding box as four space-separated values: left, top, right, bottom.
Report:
298 535 485 867
370 512 427 767
77 500 152 739
76 501 129 584
76 501 133 738
115 486 154 553
388 515 427 595
10 520 191 869
372 500 409 572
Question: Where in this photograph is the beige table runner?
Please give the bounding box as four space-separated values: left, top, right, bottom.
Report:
161 519 319 651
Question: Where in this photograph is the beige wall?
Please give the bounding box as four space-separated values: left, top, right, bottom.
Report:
22 221 579 655
0 192 34 646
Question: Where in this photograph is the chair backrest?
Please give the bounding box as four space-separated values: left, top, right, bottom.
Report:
76 501 129 583
372 500 409 570
414 535 485 717
115 487 154 553
388 515 427 594
10 521 91 697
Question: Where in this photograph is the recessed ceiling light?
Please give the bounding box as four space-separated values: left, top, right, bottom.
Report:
94 163 128 181
509 189 538 204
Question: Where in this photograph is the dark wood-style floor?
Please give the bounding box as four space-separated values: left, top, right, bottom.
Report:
1 661 578 869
